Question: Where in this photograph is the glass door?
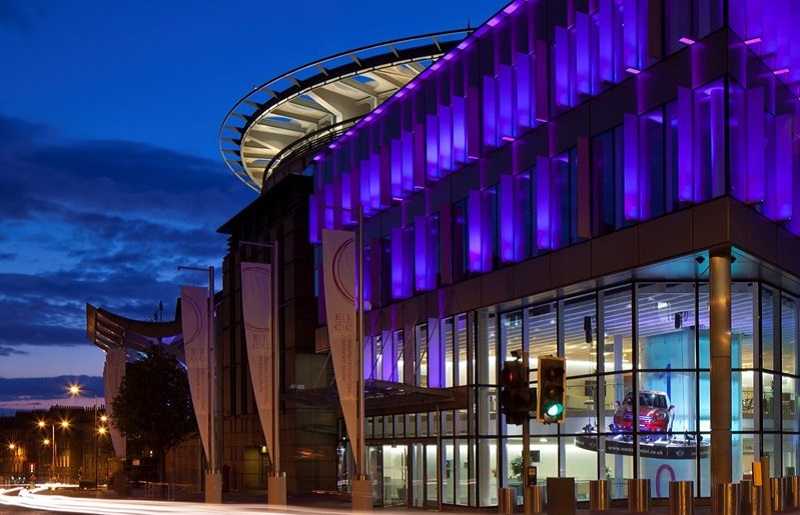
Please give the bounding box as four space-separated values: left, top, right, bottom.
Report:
382 445 408 507
411 443 439 509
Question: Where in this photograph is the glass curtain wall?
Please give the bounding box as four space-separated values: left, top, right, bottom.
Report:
352 280 800 507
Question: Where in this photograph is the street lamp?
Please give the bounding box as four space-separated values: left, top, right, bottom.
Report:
69 384 100 488
37 419 69 483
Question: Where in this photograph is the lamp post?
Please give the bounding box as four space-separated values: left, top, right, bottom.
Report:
239 240 285 505
69 385 99 488
38 419 69 483
178 265 220 504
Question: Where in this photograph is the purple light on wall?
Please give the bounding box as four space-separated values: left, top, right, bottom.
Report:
382 330 395 382
452 95 467 164
391 226 408 299
677 87 695 202
370 152 382 211
426 113 441 181
439 105 453 172
746 87 766 203
555 26 570 107
402 130 414 194
483 75 498 147
468 189 487 271
309 194 320 243
391 138 403 199
536 156 552 249
427 317 443 387
414 216 428 291
623 0 640 70
515 52 533 129
775 114 793 220
624 113 641 220
500 174 516 261
709 88 725 197
324 183 335 229
576 12 592 95
498 64 514 137
535 40 549 122
598 0 615 83
363 336 373 380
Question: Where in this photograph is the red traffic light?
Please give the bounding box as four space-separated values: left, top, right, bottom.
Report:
499 361 527 389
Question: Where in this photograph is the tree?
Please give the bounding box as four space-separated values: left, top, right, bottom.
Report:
111 346 198 482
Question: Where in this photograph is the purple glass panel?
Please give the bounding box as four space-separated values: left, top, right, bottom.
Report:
370 152 381 211
309 194 320 243
468 189 486 272
775 114 792 220
500 174 515 262
536 156 552 249
576 12 592 95
677 87 695 202
439 105 454 173
363 336 373 380
623 0 640 70
390 138 403 199
382 330 395 382
426 113 440 181
452 95 468 164
391 226 405 299
515 52 533 130
498 64 514 137
598 0 615 83
402 131 414 194
535 39 549 121
342 173 353 225
710 88 726 197
414 216 428 291
427 317 443 388
555 26 570 107
324 183 335 230
624 113 640 220
746 87 766 203
483 75 498 148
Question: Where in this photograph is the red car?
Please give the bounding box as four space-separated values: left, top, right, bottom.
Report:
611 390 675 433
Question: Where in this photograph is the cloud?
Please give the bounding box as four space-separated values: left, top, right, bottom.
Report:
0 345 28 357
0 112 254 356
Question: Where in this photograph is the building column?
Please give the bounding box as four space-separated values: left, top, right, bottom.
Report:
709 247 732 485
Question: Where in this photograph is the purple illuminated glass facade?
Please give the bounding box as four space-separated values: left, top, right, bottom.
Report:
303 0 800 506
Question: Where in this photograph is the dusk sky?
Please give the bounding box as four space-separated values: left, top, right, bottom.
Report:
0 0 501 411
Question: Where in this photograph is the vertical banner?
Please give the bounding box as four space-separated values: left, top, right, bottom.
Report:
240 262 275 463
180 285 210 462
321 229 359 452
103 347 126 458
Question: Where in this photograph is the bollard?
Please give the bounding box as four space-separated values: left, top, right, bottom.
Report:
589 479 610 511
770 477 784 513
788 476 800 508
627 478 651 512
529 484 545 514
740 480 763 515
713 482 740 515
668 480 693 515
498 487 514 515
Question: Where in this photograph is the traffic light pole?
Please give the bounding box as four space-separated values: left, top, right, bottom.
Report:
517 350 532 515
522 399 532 515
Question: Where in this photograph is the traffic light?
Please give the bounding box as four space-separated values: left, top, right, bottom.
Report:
499 360 536 425
537 355 566 424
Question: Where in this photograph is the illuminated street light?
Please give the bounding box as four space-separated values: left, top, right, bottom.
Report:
37 419 70 482
69 384 101 488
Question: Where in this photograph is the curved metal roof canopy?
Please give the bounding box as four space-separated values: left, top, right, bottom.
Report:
219 30 472 193
86 303 184 362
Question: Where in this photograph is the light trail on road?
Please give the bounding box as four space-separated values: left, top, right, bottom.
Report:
0 484 432 515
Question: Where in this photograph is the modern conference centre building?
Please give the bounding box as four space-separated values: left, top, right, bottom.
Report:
218 0 800 509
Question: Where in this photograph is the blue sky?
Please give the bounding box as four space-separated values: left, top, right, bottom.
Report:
0 0 502 408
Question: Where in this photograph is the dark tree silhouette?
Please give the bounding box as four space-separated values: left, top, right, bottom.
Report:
111 346 197 482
